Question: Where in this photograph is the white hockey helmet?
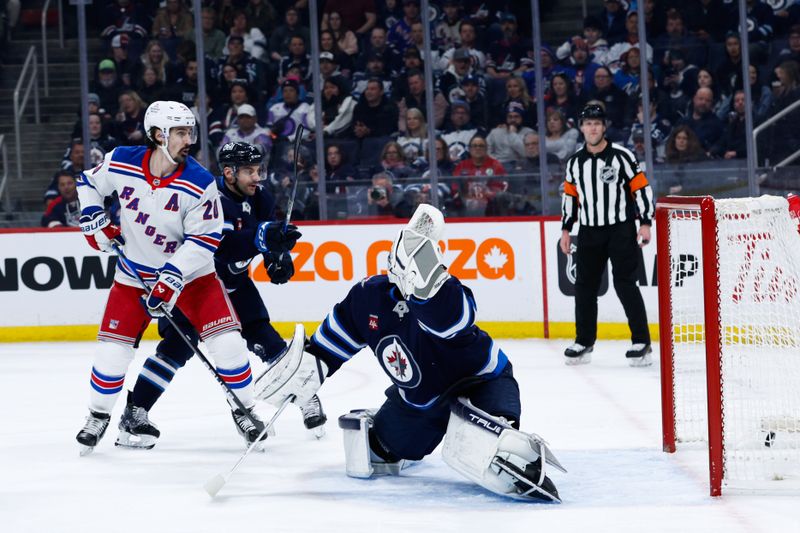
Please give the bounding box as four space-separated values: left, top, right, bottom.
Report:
387 204 450 300
144 101 197 164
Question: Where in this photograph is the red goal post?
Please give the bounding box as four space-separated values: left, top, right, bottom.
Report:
656 195 800 497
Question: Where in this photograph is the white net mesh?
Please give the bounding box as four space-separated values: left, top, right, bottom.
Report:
668 196 800 489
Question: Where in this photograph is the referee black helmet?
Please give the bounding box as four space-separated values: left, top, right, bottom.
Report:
579 104 607 125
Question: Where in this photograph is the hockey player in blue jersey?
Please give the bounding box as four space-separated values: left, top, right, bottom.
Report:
118 142 326 449
256 204 566 502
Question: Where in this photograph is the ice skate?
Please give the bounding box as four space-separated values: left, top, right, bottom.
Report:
115 394 160 449
564 343 593 365
76 410 111 456
299 394 327 438
626 343 653 367
231 407 269 448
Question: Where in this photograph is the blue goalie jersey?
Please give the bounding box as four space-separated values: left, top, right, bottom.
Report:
307 275 509 409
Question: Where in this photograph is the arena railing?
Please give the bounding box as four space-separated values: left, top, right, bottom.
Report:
14 46 40 183
0 135 9 214
753 99 800 167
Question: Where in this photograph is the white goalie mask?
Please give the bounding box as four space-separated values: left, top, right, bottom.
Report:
387 204 450 300
144 101 198 165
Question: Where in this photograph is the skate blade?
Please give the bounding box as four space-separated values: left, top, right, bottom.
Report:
311 425 326 439
78 444 95 457
565 353 591 366
115 431 158 450
628 352 653 367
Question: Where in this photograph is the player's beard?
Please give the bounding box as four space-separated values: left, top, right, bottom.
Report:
172 147 190 164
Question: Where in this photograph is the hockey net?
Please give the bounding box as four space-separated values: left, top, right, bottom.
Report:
656 195 800 496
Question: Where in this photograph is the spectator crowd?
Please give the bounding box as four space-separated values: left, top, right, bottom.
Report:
42 0 800 226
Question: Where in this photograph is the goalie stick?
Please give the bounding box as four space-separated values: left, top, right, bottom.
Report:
112 245 266 434
204 394 295 498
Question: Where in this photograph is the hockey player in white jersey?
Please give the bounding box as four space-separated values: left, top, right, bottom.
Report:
74 101 287 455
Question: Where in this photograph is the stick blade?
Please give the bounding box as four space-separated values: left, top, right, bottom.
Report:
204 473 227 498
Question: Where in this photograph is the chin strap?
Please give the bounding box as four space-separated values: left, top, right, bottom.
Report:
158 128 178 165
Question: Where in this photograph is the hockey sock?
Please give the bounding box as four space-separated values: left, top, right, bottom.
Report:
131 353 183 411
243 321 287 364
88 341 135 413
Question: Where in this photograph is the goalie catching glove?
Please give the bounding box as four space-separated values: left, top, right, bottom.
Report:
387 204 450 301
80 206 125 252
255 323 327 407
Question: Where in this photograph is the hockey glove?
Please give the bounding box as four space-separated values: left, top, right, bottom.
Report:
144 265 184 317
254 222 302 253
79 207 125 252
264 250 295 285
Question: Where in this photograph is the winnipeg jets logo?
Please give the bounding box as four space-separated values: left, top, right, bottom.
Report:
376 336 420 387
393 301 409 318
387 346 408 378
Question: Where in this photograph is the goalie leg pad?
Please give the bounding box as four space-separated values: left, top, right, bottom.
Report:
442 397 565 503
338 410 412 478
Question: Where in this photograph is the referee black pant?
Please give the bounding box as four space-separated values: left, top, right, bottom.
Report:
574 220 650 347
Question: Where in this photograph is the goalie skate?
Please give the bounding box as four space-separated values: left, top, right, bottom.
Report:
299 394 327 438
76 410 111 456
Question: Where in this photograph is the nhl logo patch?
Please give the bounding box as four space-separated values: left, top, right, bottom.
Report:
599 164 617 184
376 335 421 388
368 314 379 330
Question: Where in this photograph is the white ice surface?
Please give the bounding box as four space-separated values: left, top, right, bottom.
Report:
0 339 797 533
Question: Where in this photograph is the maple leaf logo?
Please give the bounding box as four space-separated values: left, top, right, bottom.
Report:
483 246 508 274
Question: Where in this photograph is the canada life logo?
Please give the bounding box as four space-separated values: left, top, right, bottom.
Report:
249 238 516 282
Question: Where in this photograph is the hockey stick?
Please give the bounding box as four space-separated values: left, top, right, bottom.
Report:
111 245 265 434
204 394 295 498
284 123 305 228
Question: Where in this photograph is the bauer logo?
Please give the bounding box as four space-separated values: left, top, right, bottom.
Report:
376 335 421 388
0 255 117 292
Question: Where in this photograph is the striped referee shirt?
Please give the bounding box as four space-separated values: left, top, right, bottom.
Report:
561 141 654 231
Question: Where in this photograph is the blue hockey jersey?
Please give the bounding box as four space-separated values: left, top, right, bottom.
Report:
213 179 277 290
308 275 509 409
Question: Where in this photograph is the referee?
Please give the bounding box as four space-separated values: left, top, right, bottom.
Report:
559 103 654 367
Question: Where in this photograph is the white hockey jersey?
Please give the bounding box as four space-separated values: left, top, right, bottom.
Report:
77 145 223 287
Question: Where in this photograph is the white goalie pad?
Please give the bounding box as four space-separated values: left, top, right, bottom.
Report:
338 410 411 478
255 324 327 407
442 398 566 503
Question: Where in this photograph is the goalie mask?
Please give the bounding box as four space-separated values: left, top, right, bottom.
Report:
387 204 450 300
